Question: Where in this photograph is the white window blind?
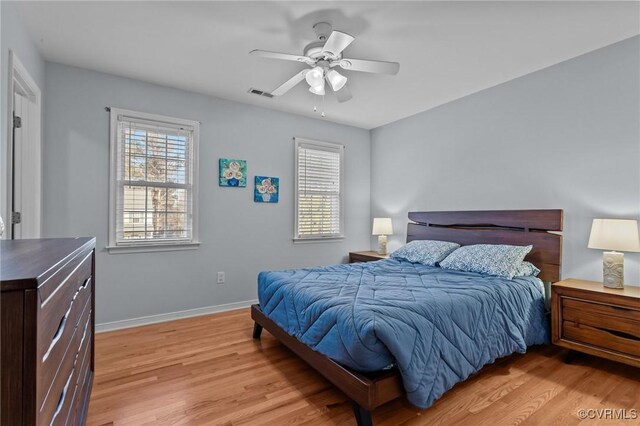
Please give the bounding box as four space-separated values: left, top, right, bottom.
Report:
295 138 344 240
108 108 199 252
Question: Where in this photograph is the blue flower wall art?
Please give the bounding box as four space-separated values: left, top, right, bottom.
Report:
254 176 279 203
219 159 247 187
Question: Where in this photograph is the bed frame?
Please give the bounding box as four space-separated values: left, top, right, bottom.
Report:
251 209 563 425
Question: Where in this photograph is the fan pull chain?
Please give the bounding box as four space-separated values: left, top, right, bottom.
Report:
321 94 326 118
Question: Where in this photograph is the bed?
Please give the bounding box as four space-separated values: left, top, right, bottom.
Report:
251 209 563 425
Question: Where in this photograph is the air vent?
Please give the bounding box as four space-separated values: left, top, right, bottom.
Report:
248 88 274 99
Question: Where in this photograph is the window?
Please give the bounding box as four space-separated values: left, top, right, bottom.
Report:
108 108 199 253
294 137 344 241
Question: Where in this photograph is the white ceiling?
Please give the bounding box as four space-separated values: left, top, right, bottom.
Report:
12 1 640 129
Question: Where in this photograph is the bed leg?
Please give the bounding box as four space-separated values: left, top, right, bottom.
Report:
253 322 263 339
564 349 578 364
351 402 373 426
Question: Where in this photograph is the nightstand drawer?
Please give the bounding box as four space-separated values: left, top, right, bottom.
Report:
563 298 640 331
349 251 388 263
553 279 640 368
561 297 640 358
562 321 640 358
349 254 370 263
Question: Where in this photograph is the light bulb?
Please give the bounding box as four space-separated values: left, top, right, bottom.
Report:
309 80 325 96
305 66 324 87
326 69 347 91
309 85 325 96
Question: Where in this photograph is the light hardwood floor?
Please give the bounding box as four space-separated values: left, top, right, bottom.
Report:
87 308 640 426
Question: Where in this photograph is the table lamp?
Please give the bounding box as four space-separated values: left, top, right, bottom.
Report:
372 218 393 255
588 218 640 289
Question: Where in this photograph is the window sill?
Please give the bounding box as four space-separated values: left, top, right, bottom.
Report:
293 236 345 244
107 241 200 254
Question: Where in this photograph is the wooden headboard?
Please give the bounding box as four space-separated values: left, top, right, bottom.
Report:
407 210 563 282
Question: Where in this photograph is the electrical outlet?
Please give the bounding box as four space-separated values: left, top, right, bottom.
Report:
217 272 225 284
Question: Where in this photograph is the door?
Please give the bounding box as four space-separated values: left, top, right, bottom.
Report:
12 92 26 238
6 51 42 239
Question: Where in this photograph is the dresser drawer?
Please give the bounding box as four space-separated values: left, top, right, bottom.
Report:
37 251 92 364
75 324 92 392
47 363 78 426
38 245 93 305
38 276 92 401
66 328 92 426
39 301 92 425
68 370 92 426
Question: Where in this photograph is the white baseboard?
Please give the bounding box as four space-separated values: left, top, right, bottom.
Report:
95 299 258 333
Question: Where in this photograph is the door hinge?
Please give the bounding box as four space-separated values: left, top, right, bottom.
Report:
13 114 22 129
11 212 21 224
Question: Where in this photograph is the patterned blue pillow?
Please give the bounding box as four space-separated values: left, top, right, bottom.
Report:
514 261 541 277
391 240 460 266
439 244 533 279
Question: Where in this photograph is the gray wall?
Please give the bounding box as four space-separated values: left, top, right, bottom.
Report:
0 1 45 231
25 30 640 326
43 63 371 325
371 36 640 285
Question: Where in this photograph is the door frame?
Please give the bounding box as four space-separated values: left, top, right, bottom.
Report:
5 50 42 239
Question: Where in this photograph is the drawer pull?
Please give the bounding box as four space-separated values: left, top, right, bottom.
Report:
42 306 71 362
80 276 91 290
609 305 631 312
601 327 640 342
42 278 90 362
49 369 73 426
78 314 90 349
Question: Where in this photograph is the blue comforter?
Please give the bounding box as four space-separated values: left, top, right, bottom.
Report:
258 258 548 409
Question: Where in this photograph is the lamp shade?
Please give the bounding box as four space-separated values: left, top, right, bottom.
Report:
305 66 324 87
309 84 325 96
588 219 640 252
372 218 393 236
326 69 347 91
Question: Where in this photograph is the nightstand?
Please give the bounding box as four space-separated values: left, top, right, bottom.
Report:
552 279 640 367
349 251 389 263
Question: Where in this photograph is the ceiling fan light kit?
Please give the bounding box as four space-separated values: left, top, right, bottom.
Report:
249 22 400 108
326 69 347 92
305 66 325 87
309 83 325 96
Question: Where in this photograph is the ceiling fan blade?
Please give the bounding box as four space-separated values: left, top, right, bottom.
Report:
250 49 313 64
322 31 355 56
335 85 352 103
337 58 400 75
271 70 309 96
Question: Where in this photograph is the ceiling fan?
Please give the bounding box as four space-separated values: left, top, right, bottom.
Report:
250 22 400 103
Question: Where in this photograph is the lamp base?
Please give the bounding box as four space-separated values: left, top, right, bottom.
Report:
602 251 624 289
377 235 388 255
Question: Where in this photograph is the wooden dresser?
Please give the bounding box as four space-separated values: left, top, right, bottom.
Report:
1 237 96 426
552 278 640 368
